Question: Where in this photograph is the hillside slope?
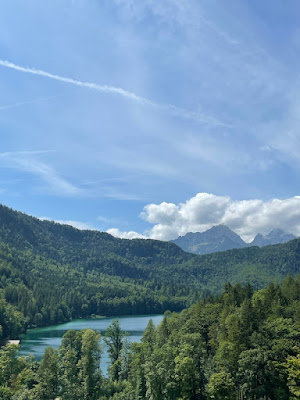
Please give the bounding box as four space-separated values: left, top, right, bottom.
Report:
0 204 300 338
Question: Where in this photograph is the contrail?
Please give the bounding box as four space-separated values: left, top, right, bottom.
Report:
0 95 60 111
0 59 144 101
0 59 228 126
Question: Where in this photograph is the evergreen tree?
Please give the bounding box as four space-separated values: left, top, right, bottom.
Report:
286 354 300 399
207 370 235 400
78 329 101 400
105 320 127 382
34 347 59 400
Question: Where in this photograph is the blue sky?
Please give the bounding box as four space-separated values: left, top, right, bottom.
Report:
1 0 300 241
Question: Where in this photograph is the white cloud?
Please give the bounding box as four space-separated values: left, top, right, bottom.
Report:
109 193 300 242
107 228 147 240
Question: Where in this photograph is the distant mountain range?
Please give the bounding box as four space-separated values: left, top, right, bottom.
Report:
251 229 296 247
0 202 300 328
172 225 297 255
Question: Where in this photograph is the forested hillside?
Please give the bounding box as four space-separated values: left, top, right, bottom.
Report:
1 277 300 399
0 203 300 341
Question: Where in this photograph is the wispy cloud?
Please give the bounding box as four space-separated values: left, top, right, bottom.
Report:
0 95 60 111
0 59 227 126
116 0 239 46
39 217 95 230
0 151 142 200
0 151 82 196
114 0 283 133
80 178 143 201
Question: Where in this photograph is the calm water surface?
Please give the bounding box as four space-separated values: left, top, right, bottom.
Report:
20 315 163 373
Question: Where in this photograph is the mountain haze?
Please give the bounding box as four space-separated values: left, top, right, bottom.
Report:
172 225 246 254
251 229 296 247
172 225 296 255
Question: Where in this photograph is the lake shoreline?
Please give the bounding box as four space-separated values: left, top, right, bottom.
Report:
22 312 165 334
19 314 164 373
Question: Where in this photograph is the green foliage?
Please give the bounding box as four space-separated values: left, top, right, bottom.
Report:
0 279 300 399
0 203 300 342
1 204 300 398
60 343 82 399
0 344 37 399
123 278 300 400
286 354 300 399
34 347 59 400
78 329 101 399
207 370 235 399
0 344 21 387
0 204 201 339
104 320 126 381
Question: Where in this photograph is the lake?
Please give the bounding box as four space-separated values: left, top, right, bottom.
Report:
20 314 164 374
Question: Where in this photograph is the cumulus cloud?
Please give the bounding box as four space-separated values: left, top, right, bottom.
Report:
107 228 147 240
109 193 300 242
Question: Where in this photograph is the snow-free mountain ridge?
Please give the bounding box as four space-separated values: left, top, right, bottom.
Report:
172 225 297 255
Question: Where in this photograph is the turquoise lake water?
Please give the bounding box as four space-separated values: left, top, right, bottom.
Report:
20 314 164 374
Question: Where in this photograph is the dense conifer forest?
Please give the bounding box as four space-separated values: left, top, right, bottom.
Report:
0 278 300 399
0 203 300 342
0 204 300 398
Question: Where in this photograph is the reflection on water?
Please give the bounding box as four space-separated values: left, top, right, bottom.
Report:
20 315 163 374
